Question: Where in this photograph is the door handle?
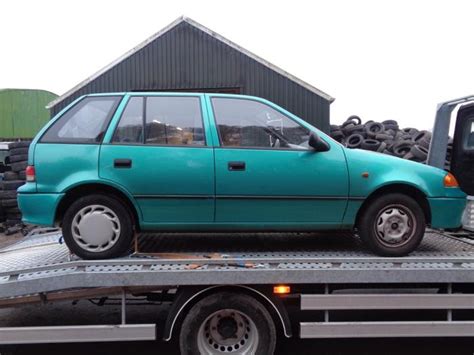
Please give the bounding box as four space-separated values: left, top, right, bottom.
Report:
114 159 132 168
228 161 246 171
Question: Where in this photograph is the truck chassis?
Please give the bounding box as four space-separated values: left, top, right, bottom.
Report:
1 229 474 350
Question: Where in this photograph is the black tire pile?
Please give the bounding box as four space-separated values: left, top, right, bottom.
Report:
330 116 452 169
0 141 31 232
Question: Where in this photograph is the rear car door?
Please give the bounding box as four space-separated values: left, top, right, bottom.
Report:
208 95 349 226
100 94 215 226
452 104 474 195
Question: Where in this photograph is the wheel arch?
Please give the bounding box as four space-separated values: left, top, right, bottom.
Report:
163 285 292 342
355 183 431 227
54 182 141 230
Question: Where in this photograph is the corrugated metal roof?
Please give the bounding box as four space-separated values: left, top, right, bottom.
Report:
47 16 334 109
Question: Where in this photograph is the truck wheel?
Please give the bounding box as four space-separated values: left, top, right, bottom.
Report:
358 193 425 256
180 292 276 355
62 194 133 260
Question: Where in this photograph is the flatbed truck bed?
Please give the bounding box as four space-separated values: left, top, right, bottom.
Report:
1 229 474 352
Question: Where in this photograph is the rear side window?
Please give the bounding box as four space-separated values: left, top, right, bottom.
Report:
112 96 205 146
145 96 205 145
41 96 120 143
112 97 144 144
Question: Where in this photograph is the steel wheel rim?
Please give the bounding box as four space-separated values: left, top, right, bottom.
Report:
71 204 121 253
374 204 416 248
197 309 259 354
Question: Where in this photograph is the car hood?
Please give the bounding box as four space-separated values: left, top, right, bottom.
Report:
343 148 465 198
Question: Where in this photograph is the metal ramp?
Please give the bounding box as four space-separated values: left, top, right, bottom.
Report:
1 230 474 301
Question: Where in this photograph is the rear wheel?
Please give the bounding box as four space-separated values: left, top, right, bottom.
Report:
358 193 426 256
62 194 133 259
180 292 276 355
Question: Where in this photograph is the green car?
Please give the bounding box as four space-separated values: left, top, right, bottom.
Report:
18 93 466 259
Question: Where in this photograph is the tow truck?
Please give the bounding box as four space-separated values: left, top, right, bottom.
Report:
0 96 474 354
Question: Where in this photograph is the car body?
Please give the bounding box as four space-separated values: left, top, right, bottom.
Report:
18 93 466 259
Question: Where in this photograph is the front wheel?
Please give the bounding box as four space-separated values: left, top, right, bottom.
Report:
358 193 426 257
179 292 276 355
62 194 133 260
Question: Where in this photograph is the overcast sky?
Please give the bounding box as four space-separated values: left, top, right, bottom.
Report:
1 0 473 129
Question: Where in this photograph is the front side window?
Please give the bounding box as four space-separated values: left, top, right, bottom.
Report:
145 96 205 145
41 96 120 143
212 98 311 149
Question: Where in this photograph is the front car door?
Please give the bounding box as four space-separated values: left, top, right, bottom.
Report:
100 94 215 227
207 95 349 228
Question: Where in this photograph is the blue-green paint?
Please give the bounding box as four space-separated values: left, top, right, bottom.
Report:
18 93 466 231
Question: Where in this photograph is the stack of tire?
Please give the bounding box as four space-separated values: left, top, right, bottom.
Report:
0 141 30 228
330 116 452 169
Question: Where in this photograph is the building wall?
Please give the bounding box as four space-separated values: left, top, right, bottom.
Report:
0 89 57 139
51 22 330 132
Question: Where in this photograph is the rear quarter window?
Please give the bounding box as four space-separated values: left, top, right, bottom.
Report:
41 96 121 144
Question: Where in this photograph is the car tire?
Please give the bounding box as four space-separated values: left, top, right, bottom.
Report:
179 292 276 355
8 142 30 150
1 199 18 208
346 133 364 148
3 172 19 181
9 147 29 155
411 145 429 160
10 161 28 172
0 191 17 199
9 154 28 163
358 193 425 256
361 139 381 151
62 194 134 260
1 180 25 190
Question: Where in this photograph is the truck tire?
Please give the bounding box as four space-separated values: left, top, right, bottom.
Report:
358 193 425 256
62 194 134 260
180 292 276 355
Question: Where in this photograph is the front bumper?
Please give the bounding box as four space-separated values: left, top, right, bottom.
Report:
428 197 466 229
17 192 64 226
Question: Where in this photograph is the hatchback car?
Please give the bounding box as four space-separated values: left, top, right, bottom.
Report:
18 93 466 259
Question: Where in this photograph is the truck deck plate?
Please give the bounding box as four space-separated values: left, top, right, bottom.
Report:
0 230 473 300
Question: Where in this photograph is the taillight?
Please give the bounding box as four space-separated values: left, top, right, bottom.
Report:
25 165 36 182
443 172 459 188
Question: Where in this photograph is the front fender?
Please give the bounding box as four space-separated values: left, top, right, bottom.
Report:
344 148 450 198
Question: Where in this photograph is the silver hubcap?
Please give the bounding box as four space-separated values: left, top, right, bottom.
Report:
375 204 416 247
197 309 259 354
71 204 121 253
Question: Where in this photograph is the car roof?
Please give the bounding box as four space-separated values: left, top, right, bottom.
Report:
85 92 250 99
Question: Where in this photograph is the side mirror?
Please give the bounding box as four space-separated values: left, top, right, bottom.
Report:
308 132 330 152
